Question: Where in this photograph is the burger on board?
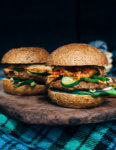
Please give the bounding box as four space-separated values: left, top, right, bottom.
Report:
46 43 116 108
1 47 52 95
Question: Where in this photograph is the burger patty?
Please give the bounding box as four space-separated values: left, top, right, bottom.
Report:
49 80 109 90
4 69 46 82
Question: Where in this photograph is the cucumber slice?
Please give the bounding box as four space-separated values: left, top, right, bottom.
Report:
28 71 47 75
61 76 82 87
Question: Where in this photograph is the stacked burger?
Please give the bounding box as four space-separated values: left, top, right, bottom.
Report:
46 43 116 108
1 47 52 95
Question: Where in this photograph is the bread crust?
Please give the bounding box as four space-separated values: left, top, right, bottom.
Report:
109 95 116 98
2 78 47 95
48 89 104 108
46 43 108 66
1 47 49 64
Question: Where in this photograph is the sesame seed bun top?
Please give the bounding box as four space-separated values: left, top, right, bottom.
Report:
46 43 108 66
1 47 49 64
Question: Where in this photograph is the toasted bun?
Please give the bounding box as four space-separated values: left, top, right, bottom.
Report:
48 89 104 108
46 43 108 66
2 78 47 95
1 47 49 64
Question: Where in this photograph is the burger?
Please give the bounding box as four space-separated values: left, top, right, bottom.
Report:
46 43 116 108
1 47 52 95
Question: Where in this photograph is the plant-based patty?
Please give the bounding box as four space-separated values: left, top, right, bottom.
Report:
4 64 52 82
49 79 110 90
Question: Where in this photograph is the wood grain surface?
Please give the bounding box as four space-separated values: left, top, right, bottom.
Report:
0 82 116 125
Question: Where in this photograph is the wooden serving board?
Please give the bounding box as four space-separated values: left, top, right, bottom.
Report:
0 82 116 125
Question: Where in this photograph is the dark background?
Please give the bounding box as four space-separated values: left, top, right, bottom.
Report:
0 0 116 61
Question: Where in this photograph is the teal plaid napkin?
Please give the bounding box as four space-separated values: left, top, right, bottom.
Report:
0 77 116 150
0 113 115 150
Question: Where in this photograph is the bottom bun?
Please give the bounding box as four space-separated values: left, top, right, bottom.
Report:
48 89 104 108
2 78 47 95
109 95 116 98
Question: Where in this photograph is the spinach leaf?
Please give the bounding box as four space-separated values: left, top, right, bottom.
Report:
13 78 36 88
13 68 25 72
92 75 109 81
12 77 21 84
105 88 116 95
14 81 26 88
54 88 116 97
83 77 99 83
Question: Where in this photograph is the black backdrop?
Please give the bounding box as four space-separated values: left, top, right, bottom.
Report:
0 0 78 59
0 0 116 61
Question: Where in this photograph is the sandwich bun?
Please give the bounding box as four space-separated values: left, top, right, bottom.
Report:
2 78 47 95
46 43 108 66
48 89 104 108
1 47 49 64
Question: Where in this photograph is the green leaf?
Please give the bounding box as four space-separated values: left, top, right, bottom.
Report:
70 90 92 95
90 91 107 97
110 84 114 87
70 88 116 97
14 81 26 88
54 88 116 97
12 77 21 84
92 75 109 81
83 77 99 83
13 79 36 88
105 89 116 95
13 68 25 72
24 79 35 84
67 90 107 97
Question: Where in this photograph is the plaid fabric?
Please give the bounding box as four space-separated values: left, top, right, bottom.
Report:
0 77 116 150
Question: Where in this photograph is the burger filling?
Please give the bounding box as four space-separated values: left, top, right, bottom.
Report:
4 64 52 88
47 66 116 97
